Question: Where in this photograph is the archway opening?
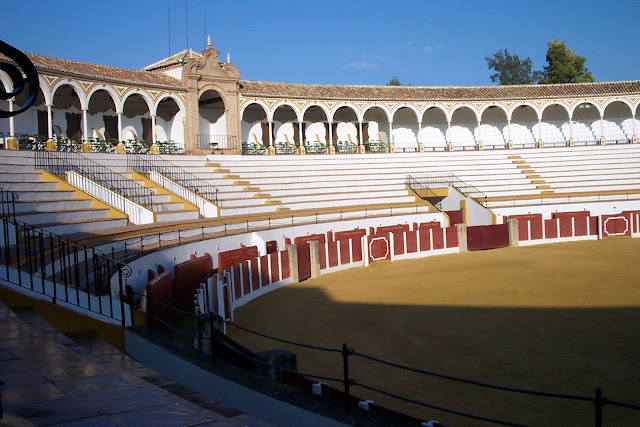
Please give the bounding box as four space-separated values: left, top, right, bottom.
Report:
392 107 418 152
52 84 83 143
449 107 476 150
539 104 568 146
241 103 268 146
157 97 183 147
479 106 508 149
603 101 632 143
420 107 447 151
88 89 117 141
273 105 298 146
198 89 226 149
510 105 538 147
572 102 599 145
122 93 151 142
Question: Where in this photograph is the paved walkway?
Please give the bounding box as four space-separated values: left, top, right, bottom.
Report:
0 299 270 426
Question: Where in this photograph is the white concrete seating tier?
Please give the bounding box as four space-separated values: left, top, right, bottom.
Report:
0 150 130 235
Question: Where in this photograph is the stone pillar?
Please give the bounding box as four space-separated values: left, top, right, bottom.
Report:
309 240 321 279
82 108 88 142
151 115 157 144
456 224 467 252
8 99 14 136
268 120 273 147
508 218 519 247
47 104 53 140
298 121 303 146
285 244 299 284
117 111 123 142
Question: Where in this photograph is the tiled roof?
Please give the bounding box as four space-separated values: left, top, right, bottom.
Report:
1 52 186 91
239 80 640 102
142 49 201 72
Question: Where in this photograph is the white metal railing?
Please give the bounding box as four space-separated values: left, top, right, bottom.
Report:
67 171 154 224
150 171 219 218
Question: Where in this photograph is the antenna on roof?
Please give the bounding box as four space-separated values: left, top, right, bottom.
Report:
168 6 171 56
185 0 189 51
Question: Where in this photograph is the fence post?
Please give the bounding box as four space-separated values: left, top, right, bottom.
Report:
209 311 216 364
594 388 605 427
342 343 352 412
118 264 126 328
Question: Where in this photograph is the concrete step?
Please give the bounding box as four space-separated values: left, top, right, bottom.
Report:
155 209 200 222
9 190 77 201
14 208 111 225
37 217 129 235
13 199 94 213
0 182 60 191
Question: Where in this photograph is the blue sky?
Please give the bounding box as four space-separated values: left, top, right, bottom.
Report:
2 0 638 86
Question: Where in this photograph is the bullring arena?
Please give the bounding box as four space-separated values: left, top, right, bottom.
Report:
1 41 640 425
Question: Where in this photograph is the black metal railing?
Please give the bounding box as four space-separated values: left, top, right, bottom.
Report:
0 186 17 223
0 199 132 327
406 173 487 207
126 154 220 206
34 149 155 210
198 134 238 151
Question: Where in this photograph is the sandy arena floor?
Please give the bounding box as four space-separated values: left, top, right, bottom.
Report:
230 238 640 426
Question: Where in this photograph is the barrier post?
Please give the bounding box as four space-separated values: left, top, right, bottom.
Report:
309 240 320 279
456 224 467 252
507 218 519 247
342 343 352 412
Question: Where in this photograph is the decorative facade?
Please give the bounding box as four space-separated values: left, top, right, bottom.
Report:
2 43 640 154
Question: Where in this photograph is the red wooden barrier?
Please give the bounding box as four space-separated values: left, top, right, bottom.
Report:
467 224 509 251
174 253 212 311
219 246 259 270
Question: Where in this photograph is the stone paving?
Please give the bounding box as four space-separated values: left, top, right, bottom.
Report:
0 299 270 426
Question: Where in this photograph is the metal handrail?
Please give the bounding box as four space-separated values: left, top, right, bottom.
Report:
0 186 18 223
34 150 155 210
198 134 238 150
406 173 487 207
127 154 220 206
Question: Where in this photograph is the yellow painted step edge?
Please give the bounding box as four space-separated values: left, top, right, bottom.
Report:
35 170 128 222
126 171 200 212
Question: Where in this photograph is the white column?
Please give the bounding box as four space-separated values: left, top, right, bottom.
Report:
446 120 451 143
358 120 363 145
151 115 157 144
268 120 273 147
82 108 88 142
47 104 53 139
600 114 604 141
9 99 15 136
569 116 573 140
389 121 393 146
477 120 482 145
507 119 511 144
633 113 636 138
117 111 123 142
298 121 303 145
328 121 333 146
417 121 422 145
538 117 542 142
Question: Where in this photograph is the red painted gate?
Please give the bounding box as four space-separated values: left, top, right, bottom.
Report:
297 243 311 281
467 224 509 251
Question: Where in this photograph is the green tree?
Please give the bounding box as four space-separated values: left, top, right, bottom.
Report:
486 49 538 85
387 76 402 86
539 39 594 84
